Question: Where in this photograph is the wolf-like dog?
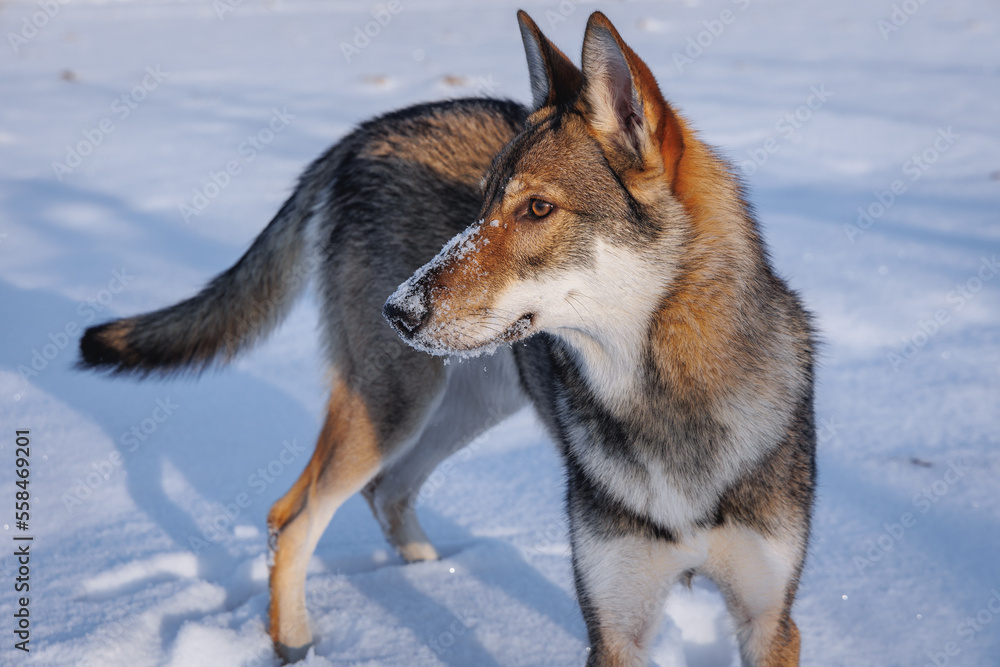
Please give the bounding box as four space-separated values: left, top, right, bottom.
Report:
79 10 815 667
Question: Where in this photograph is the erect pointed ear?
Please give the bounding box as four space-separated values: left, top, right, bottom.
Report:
517 10 582 110
580 12 684 181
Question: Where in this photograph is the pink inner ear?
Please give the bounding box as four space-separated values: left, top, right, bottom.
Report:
593 28 644 150
609 62 643 151
612 79 633 120
606 44 635 114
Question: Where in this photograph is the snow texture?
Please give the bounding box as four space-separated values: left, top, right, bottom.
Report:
386 219 527 359
1 0 998 666
386 219 486 327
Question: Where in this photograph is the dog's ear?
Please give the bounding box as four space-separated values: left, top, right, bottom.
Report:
517 10 582 110
579 12 684 182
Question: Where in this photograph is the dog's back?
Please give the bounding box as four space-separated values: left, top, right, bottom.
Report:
79 97 526 379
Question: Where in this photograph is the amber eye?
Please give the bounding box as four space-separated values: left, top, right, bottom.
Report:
529 199 554 219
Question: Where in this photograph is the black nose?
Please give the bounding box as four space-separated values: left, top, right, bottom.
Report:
383 299 428 339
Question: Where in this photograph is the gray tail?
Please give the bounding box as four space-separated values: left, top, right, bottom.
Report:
78 185 321 377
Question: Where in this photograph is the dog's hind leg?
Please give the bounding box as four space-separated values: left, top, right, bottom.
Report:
266 379 383 661
266 357 446 662
362 348 527 563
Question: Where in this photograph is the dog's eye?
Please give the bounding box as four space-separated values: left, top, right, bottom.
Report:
529 199 554 219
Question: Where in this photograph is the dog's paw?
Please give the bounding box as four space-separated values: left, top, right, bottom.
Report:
275 640 313 664
398 541 440 563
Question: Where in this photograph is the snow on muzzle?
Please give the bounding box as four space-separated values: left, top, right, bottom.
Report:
381 223 482 344
382 281 429 339
383 220 534 358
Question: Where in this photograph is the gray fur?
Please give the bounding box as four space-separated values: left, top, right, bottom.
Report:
520 19 551 110
79 10 814 666
383 12 816 667
77 154 344 376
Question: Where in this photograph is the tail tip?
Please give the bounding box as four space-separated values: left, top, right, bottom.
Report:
78 321 132 372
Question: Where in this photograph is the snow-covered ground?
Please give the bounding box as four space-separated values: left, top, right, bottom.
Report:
1 0 998 665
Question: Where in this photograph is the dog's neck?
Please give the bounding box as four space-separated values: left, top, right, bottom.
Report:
555 215 765 417
550 238 678 413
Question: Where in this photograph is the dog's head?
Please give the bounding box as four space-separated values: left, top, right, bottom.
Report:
385 11 718 358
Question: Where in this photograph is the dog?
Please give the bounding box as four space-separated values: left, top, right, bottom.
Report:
78 10 816 666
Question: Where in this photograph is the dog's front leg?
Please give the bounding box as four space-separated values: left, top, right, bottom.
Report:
567 482 702 667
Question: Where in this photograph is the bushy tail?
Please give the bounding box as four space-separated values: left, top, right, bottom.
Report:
79 186 321 377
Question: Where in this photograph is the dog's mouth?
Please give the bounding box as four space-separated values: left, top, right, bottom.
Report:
499 313 535 343
431 311 536 356
395 310 537 359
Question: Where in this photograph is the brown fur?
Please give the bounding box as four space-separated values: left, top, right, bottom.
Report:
384 12 815 667
578 15 774 405
79 9 813 665
581 13 685 189
766 618 801 667
268 379 382 659
361 110 516 185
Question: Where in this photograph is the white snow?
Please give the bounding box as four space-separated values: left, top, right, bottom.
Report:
1 0 998 665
